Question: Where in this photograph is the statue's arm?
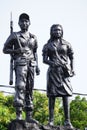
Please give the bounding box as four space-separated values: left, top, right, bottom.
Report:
3 33 22 55
33 37 40 75
42 44 54 67
3 34 14 54
34 51 40 75
68 44 75 76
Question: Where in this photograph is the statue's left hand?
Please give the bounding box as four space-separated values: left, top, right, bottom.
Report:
36 66 40 75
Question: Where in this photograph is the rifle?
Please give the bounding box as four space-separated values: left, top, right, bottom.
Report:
9 12 14 85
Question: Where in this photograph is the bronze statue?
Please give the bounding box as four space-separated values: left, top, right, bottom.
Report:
42 24 75 128
3 13 40 122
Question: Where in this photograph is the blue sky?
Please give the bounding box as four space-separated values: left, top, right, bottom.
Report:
0 0 87 97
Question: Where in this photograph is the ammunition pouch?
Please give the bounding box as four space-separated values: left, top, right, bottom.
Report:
14 57 27 66
14 57 37 67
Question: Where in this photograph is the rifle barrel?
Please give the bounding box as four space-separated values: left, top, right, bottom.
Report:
9 12 13 85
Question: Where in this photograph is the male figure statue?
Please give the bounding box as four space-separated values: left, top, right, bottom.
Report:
3 13 40 122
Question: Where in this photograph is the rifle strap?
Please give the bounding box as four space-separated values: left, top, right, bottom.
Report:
14 32 23 49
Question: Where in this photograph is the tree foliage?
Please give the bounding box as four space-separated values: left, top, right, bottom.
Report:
0 91 62 130
0 92 15 130
70 95 87 130
1 92 87 130
33 91 63 125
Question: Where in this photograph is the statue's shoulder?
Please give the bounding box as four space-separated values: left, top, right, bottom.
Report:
43 43 48 49
62 39 73 53
62 39 71 47
7 32 18 40
42 40 51 52
45 39 52 47
29 33 37 40
10 31 20 38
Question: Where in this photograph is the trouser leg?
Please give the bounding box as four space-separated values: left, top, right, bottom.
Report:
48 97 55 125
25 91 33 121
14 87 25 120
25 86 35 122
14 65 27 120
25 83 34 112
16 107 22 120
25 99 38 124
24 66 38 123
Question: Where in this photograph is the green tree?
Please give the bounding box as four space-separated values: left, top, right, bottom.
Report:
0 92 15 130
33 91 63 125
1 91 87 130
0 91 63 130
70 95 87 130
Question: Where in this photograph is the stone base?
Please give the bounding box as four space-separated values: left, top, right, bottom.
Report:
7 120 41 130
7 120 79 130
41 125 80 130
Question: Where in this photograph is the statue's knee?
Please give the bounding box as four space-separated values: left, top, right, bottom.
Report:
13 98 24 107
16 85 25 91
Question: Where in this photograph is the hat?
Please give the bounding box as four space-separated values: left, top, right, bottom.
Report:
19 13 30 21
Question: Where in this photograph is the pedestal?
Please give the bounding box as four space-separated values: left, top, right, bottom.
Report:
41 125 80 130
8 120 41 130
8 120 80 130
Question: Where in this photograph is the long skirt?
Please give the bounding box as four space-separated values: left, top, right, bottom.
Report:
47 66 73 97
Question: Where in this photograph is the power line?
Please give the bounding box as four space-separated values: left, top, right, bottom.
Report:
0 85 87 96
0 91 14 94
0 85 14 88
